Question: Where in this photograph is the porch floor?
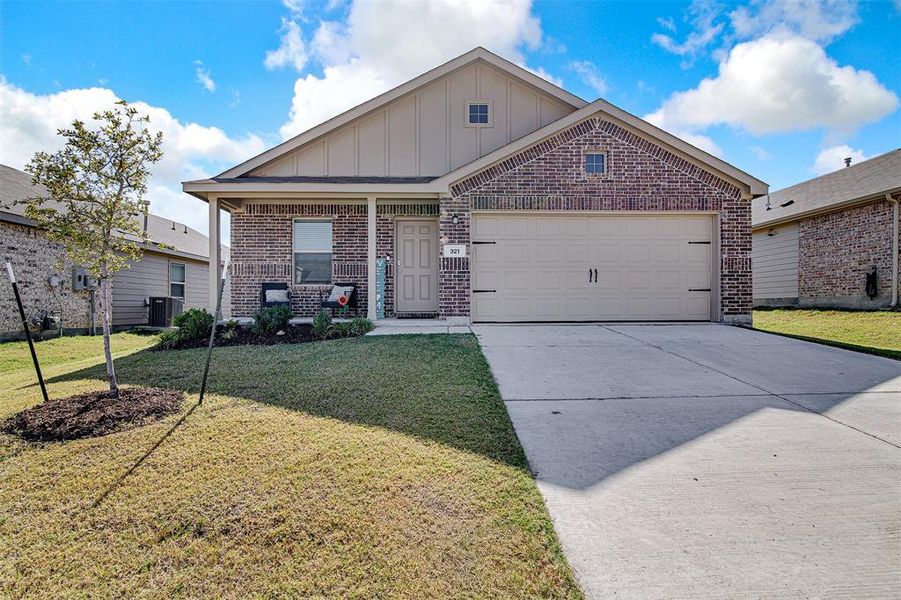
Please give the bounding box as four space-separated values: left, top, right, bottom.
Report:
369 317 472 336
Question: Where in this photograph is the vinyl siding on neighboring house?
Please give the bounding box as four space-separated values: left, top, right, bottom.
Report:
112 251 214 326
752 223 799 304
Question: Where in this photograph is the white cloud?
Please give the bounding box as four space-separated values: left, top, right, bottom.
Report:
22 54 32 67
277 0 546 139
811 144 868 174
730 0 858 43
645 32 898 136
657 16 677 32
651 0 725 64
750 145 772 160
570 60 608 96
265 18 309 72
0 77 265 235
194 60 216 93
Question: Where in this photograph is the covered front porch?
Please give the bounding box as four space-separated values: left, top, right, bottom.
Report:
197 186 456 322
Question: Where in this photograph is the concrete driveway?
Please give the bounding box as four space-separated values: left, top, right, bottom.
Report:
473 323 901 598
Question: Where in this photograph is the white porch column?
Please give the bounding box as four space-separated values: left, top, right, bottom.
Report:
208 195 221 312
367 195 377 320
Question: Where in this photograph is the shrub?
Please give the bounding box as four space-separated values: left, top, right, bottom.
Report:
350 317 374 336
157 329 180 349
312 309 332 340
172 308 214 341
219 319 241 341
252 306 292 335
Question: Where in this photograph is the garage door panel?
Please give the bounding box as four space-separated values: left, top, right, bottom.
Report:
471 214 713 322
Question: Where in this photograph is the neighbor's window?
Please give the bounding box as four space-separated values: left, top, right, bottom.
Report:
293 219 332 284
585 152 606 175
169 262 186 298
467 101 490 125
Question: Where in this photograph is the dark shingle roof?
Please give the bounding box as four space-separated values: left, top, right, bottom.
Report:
753 148 901 228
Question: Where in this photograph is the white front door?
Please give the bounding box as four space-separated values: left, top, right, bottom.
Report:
396 219 439 314
471 213 714 322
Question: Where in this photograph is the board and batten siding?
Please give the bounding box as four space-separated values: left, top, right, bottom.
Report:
752 223 799 305
249 61 575 178
112 251 216 326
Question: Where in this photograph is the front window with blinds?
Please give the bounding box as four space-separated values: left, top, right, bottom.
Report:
293 219 332 284
170 262 186 298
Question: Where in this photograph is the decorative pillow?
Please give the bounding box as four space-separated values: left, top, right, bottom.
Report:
328 285 353 303
265 289 289 303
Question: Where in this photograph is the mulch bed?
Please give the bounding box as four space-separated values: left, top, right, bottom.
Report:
3 387 184 442
156 324 317 350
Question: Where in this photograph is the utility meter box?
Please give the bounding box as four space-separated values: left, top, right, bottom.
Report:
72 267 98 290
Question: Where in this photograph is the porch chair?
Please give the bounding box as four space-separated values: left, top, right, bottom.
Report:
320 282 358 315
260 282 291 309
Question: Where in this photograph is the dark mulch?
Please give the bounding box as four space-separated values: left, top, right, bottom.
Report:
3 387 184 442
156 324 317 351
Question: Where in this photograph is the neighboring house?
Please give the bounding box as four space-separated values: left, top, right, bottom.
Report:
1 164 229 340
752 149 900 309
184 47 767 325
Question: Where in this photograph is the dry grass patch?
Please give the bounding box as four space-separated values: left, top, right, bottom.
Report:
0 333 580 598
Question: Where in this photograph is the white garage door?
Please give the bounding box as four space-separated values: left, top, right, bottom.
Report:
471 213 714 322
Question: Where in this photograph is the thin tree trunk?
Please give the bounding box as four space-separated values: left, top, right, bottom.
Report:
99 271 119 398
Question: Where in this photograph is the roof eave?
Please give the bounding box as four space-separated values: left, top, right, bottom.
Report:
182 180 448 197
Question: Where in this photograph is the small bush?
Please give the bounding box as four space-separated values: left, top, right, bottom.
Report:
219 319 241 341
350 317 374 336
157 329 180 349
312 309 332 340
172 308 214 341
252 306 292 335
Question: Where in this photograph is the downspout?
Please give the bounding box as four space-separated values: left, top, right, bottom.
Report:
888 193 899 308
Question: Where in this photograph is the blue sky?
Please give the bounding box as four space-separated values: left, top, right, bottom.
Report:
1 0 899 236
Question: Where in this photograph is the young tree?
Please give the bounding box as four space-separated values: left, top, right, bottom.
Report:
23 101 163 398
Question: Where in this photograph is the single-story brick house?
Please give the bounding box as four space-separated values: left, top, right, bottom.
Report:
1 164 229 339
184 47 767 325
752 149 900 309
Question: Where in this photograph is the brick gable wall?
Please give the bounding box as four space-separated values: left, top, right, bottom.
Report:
798 199 899 308
440 116 752 322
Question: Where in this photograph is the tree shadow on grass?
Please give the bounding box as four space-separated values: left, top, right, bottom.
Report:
47 334 530 470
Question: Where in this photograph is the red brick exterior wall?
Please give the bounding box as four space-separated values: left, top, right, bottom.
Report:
441 116 751 321
798 199 899 308
230 202 438 318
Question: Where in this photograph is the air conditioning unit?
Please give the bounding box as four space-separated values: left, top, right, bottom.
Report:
148 296 184 327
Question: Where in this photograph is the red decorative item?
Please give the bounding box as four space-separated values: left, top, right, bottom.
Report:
337 294 348 307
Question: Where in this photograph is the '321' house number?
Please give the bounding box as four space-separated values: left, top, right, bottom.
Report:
442 244 467 258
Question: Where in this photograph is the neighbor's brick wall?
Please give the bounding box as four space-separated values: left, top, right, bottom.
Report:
443 116 750 320
230 202 439 318
1 221 91 338
798 198 899 308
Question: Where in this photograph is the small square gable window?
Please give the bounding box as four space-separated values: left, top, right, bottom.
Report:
467 102 490 125
585 152 606 175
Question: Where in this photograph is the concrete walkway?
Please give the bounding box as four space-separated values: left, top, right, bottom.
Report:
473 323 901 598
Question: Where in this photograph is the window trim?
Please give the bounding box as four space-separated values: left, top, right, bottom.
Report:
169 261 186 299
465 99 493 128
583 150 609 177
292 218 333 286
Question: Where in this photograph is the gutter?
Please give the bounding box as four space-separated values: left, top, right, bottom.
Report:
889 192 899 308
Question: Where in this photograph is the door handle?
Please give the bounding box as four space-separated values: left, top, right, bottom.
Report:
588 268 592 283
594 268 598 282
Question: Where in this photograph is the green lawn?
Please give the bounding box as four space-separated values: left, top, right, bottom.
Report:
0 333 580 598
754 309 901 359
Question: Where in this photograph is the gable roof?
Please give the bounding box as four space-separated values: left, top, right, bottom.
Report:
216 47 588 179
752 148 901 228
0 163 224 262
435 97 768 197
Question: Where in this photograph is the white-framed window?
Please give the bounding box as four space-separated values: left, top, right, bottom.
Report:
293 219 332 285
169 262 186 298
466 100 492 127
585 151 607 175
